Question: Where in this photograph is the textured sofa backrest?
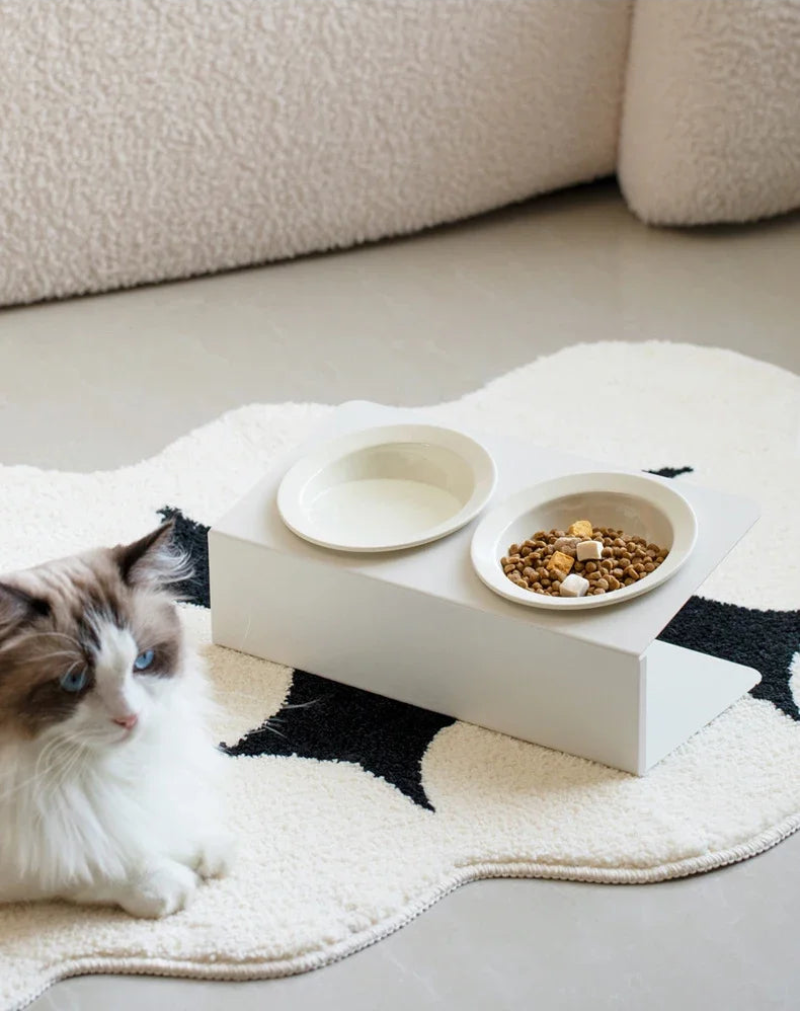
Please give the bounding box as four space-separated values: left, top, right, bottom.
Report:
619 0 800 226
1 0 798 308
0 0 633 306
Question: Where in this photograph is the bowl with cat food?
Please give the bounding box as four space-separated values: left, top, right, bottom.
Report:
278 423 496 552
470 472 697 610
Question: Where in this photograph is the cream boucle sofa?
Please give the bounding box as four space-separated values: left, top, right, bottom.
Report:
2 0 798 307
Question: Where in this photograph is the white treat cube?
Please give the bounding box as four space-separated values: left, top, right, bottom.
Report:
560 574 590 597
577 540 603 561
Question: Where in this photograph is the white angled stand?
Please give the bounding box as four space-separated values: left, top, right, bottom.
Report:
209 402 761 775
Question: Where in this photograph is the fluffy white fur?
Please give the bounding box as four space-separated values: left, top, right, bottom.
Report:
0 617 231 918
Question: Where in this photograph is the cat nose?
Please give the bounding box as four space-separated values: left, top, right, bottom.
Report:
113 714 138 731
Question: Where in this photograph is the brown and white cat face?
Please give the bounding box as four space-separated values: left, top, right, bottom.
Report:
0 523 188 747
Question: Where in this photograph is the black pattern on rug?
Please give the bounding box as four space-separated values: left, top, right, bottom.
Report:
660 599 800 722
162 492 800 809
646 466 694 479
222 670 454 810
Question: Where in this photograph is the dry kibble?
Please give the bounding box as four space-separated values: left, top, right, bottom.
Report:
503 524 668 599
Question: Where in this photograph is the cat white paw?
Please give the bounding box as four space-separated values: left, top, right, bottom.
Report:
121 860 199 919
193 834 235 880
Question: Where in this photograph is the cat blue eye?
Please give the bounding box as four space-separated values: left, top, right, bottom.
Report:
59 668 88 694
134 649 155 672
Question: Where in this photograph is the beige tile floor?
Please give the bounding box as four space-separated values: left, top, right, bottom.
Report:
3 180 800 1010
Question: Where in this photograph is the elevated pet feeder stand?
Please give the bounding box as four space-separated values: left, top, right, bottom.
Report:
209 402 760 775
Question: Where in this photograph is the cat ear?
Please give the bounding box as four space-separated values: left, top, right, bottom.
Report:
114 521 190 591
0 582 49 635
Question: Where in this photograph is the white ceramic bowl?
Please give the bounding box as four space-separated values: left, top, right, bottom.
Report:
470 472 698 610
277 424 497 552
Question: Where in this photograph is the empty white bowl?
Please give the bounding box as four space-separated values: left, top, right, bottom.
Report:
277 424 497 552
471 472 698 610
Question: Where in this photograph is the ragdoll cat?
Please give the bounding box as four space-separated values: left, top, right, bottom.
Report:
0 521 231 918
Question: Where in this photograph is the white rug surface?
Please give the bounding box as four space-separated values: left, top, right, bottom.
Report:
2 341 799 1010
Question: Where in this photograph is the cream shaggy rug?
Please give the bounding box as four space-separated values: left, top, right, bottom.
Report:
2 341 799 1010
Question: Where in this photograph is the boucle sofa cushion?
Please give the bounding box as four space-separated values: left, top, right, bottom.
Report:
619 0 800 225
0 0 631 306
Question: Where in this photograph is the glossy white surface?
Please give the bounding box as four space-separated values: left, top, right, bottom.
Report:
277 424 496 552
471 472 697 610
306 479 462 542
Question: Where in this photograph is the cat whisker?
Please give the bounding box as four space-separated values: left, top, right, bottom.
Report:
40 744 82 804
56 745 90 793
253 718 288 739
32 650 83 664
280 698 320 711
0 744 72 804
217 691 319 715
18 631 83 650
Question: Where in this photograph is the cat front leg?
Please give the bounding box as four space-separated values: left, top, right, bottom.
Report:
164 825 235 881
67 857 199 919
190 832 235 881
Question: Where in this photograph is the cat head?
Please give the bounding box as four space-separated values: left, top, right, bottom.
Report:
0 522 190 748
